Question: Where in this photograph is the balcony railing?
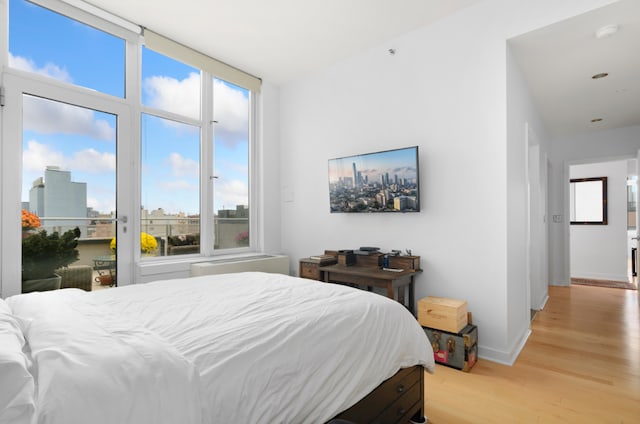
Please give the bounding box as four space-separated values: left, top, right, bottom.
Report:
33 215 249 260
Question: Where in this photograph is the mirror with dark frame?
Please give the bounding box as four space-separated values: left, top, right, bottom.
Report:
570 177 608 225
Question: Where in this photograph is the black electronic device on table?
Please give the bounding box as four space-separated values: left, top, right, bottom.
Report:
359 247 379 251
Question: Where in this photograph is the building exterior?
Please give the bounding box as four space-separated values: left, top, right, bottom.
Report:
28 167 88 236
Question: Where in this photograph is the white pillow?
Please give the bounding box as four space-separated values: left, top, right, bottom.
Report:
0 299 35 424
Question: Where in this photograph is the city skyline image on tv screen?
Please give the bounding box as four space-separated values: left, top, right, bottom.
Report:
328 146 420 213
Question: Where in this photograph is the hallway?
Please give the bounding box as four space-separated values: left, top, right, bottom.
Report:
425 284 640 423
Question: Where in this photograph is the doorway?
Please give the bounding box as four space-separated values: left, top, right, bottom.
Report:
568 159 638 290
526 124 549 317
1 73 134 297
21 94 119 292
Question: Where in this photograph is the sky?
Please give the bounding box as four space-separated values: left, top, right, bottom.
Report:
10 0 249 216
328 146 419 184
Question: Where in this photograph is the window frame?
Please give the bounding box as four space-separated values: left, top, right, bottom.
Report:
139 48 258 259
1 0 261 295
569 177 608 225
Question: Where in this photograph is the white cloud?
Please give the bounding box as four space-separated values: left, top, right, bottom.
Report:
213 79 249 148
10 54 114 141
22 142 115 213
159 180 197 191
86 196 99 210
144 72 201 120
22 140 65 172
168 153 198 177
23 140 114 174
142 74 249 148
87 196 115 215
69 149 116 173
226 162 249 175
23 95 115 141
9 52 72 82
215 179 248 210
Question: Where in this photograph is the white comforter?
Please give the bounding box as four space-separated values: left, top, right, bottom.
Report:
7 272 434 424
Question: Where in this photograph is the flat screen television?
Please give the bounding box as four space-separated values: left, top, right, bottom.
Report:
328 146 420 213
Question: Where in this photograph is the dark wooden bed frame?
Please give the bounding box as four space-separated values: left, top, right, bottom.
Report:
328 365 425 424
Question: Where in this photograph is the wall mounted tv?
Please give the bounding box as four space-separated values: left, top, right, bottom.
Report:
328 146 420 213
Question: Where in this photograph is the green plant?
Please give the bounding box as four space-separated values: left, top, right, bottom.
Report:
22 227 81 280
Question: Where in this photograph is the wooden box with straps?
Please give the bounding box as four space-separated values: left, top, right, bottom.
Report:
422 324 478 372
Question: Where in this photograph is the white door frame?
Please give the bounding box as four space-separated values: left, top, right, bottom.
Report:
526 123 549 313
635 150 640 277
1 70 135 297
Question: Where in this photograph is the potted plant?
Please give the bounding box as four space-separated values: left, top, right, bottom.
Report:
21 211 81 292
110 232 158 255
21 209 41 237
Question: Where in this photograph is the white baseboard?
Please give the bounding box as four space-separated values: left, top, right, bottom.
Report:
571 272 628 282
538 294 549 310
532 293 549 311
477 327 531 366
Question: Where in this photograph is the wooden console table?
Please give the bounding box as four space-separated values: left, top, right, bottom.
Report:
300 252 421 312
322 264 420 311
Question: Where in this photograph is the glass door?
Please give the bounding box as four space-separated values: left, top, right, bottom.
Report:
1 74 133 297
20 95 118 292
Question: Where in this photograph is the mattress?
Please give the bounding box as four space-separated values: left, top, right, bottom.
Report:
3 272 434 424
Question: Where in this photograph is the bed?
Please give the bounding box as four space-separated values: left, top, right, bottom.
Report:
0 271 434 424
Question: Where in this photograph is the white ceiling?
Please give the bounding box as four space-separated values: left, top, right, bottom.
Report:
83 0 639 137
509 0 640 137
84 0 480 85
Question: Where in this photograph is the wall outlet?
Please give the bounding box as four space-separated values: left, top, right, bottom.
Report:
553 215 563 223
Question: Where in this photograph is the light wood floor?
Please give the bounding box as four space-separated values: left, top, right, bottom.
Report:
424 285 640 423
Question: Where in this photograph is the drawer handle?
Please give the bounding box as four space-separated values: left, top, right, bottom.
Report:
398 408 406 416
396 384 405 393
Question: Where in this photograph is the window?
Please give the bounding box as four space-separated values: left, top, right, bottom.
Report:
9 0 125 97
22 95 117 238
141 113 201 256
570 177 608 225
140 32 260 256
141 48 203 257
142 47 201 119
3 0 261 296
213 78 250 249
628 176 637 230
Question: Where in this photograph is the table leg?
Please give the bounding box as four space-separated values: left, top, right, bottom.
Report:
386 285 395 300
409 278 415 314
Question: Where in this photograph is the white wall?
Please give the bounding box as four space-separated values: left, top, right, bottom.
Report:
259 82 283 259
569 160 630 281
278 0 616 364
548 125 640 285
